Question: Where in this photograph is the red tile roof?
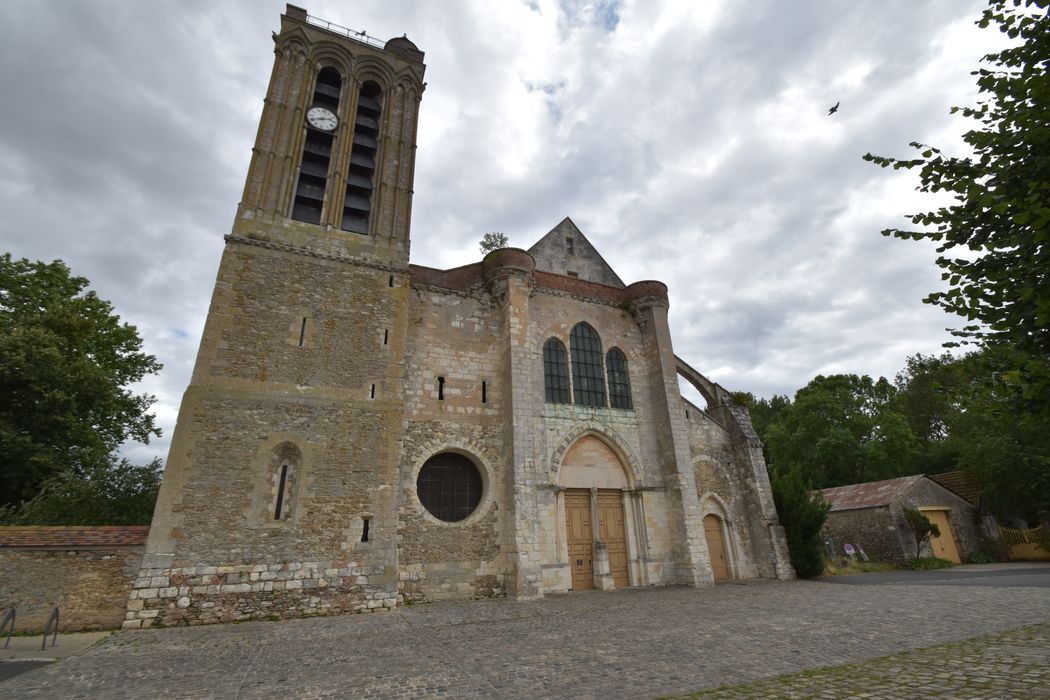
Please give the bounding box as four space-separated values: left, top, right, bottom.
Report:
0 526 149 548
820 475 926 512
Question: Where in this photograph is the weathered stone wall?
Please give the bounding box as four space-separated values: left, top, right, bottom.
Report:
0 548 142 632
823 507 903 562
398 282 507 601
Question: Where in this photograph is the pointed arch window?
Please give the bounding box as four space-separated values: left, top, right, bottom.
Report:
292 67 341 225
570 323 606 407
342 81 382 234
543 338 570 403
606 348 632 410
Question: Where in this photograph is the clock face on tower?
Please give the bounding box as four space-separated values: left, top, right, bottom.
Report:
306 106 338 132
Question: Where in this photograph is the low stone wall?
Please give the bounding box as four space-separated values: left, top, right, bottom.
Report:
124 560 400 628
0 526 147 632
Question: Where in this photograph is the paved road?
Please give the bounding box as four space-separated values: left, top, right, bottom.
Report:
822 562 1050 587
3 574 1050 699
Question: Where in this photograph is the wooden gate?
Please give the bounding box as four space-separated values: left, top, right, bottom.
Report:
703 514 730 581
565 490 594 590
999 525 1050 561
597 491 629 588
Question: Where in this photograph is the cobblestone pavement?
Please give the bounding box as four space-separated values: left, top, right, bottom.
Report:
3 579 1050 699
675 623 1050 699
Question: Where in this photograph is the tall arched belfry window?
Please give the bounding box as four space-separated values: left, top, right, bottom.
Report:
543 338 571 404
292 67 341 224
570 323 606 407
606 348 632 409
342 81 382 234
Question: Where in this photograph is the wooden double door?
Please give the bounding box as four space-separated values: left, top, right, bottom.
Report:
565 489 629 590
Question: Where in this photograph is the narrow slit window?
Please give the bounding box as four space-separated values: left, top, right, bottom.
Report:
388 275 394 287
298 317 307 347
361 518 370 542
438 376 445 400
292 67 341 225
342 81 382 234
274 464 289 520
384 329 389 345
481 381 487 404
566 237 575 255
370 383 376 399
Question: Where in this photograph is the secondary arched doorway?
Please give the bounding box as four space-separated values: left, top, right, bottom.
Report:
559 434 633 590
703 514 730 581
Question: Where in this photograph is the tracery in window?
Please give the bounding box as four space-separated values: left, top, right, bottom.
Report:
416 452 483 523
606 347 633 410
543 338 571 403
570 323 606 407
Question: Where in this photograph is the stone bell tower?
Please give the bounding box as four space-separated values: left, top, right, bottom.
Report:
127 6 426 628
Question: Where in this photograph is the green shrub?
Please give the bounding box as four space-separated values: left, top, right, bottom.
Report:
899 556 954 570
966 550 997 564
771 465 830 578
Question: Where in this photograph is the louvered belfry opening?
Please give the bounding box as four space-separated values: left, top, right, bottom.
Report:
292 67 341 225
342 81 382 234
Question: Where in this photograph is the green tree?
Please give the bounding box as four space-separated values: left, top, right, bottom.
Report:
479 232 509 255
0 254 162 508
902 507 941 559
764 374 919 488
0 456 162 526
771 466 830 578
864 0 1050 413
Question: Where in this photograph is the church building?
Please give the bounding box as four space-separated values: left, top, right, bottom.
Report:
125 5 792 629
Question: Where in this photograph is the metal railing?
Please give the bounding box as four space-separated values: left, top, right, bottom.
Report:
306 15 386 50
41 607 59 651
1 608 13 648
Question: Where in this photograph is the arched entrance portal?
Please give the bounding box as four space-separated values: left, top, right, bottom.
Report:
559 435 632 590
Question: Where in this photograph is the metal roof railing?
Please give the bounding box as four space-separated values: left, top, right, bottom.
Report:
306 14 386 50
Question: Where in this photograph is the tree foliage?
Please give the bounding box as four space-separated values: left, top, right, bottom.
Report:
902 507 941 559
0 253 162 508
863 0 1050 412
479 232 509 255
0 457 162 526
763 374 919 488
771 466 830 578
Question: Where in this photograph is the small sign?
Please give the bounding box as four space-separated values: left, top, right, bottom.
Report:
844 543 857 561
857 544 870 562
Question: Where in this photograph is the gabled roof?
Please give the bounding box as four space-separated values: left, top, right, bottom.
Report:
527 217 625 288
928 470 980 505
821 475 926 512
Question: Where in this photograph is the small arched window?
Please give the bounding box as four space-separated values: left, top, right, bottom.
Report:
543 338 570 403
269 442 303 521
570 323 606 407
292 67 341 225
606 348 632 410
342 81 382 234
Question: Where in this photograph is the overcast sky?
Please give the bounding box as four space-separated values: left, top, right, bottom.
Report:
0 0 1007 464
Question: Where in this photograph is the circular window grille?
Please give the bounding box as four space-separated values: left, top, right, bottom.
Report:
417 453 483 523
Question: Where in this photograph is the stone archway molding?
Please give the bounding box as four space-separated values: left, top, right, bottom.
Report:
550 423 642 489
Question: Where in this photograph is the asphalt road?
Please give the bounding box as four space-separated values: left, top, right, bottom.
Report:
821 562 1050 587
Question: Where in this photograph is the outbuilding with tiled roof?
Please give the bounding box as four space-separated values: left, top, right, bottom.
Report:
819 474 985 564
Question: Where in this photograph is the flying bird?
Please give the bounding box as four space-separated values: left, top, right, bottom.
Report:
828 101 840 116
